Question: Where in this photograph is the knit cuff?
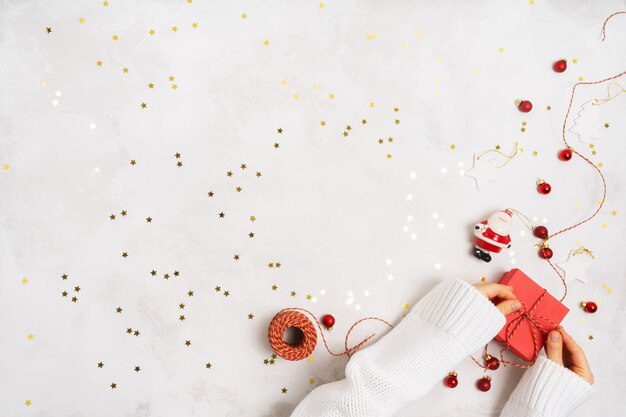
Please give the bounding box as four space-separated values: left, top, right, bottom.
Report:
408 278 506 353
501 355 595 417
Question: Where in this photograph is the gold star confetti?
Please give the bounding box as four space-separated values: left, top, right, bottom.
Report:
290 291 296 297
241 12 248 19
611 210 617 216
130 160 137 165
171 26 178 32
271 284 278 290
185 340 191 346
329 93 335 100
281 387 288 394
365 33 377 40
546 105 552 111
233 254 240 260
386 153 392 159
116 307 122 313
192 22 198 29
309 378 315 384
21 277 28 284
274 142 280 149
25 400 32 406
172 84 178 90
532 150 538 157
588 335 594 340
263 39 270 46
112 35 119 41
480 276 486 282
495 145 501 150
402 303 409 309
572 58 578 64
149 29 155 35
27 333 34 340
450 144 456 150
248 313 254 319
134 366 141 372
79 17 85 23
206 362 212 369
604 123 610 128
96 60 103 66
498 47 504 53
369 101 375 107
140 102 147 109
319 2 325 8
306 294 312 300
122 67 129 74
110 383 116 389
578 76 584 81
103 1 109 6
46 27 52 33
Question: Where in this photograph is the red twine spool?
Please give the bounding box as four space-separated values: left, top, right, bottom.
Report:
268 308 393 361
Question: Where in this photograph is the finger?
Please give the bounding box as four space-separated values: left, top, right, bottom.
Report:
560 328 591 371
495 299 521 316
545 330 564 365
481 284 517 301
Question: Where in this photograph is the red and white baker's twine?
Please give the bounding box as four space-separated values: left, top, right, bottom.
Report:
268 308 393 361
474 12 626 370
544 11 626 303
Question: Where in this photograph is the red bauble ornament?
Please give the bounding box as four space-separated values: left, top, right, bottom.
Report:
533 225 549 239
321 314 335 329
517 100 533 113
539 246 554 259
559 149 573 161
485 355 500 371
580 301 598 314
537 180 551 195
553 59 568 73
445 372 458 388
477 376 492 392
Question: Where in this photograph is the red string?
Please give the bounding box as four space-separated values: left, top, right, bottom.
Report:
601 11 626 41
268 307 393 361
477 12 626 370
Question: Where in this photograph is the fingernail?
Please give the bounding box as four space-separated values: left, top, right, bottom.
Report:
511 302 521 311
550 331 561 342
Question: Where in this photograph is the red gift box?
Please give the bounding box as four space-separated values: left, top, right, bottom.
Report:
494 269 569 362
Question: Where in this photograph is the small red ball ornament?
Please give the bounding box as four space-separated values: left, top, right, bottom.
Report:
539 246 554 259
445 372 459 388
537 179 551 195
517 100 533 113
321 314 335 329
533 225 549 239
485 354 500 371
553 59 568 73
477 376 492 392
580 301 598 314
559 149 573 161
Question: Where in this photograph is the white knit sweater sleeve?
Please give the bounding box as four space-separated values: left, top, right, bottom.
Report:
500 354 595 417
289 278 506 417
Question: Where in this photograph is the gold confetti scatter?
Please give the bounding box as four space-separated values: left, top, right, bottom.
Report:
546 105 551 111
25 400 32 407
263 39 270 46
149 29 155 35
450 144 456 150
281 387 288 394
365 33 377 40
21 277 29 284
248 313 254 319
241 13 248 19
27 333 34 340
79 17 85 23
112 35 119 41
319 2 325 8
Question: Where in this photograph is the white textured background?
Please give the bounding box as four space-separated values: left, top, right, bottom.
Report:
1 1 625 416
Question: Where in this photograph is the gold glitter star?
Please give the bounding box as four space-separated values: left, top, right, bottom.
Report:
79 17 85 23
134 366 141 372
309 378 315 384
110 383 116 389
214 286 221 292
122 67 129 74
103 1 109 6
369 101 375 107
281 387 288 394
306 294 312 300
495 145 501 150
206 362 212 369
223 290 230 297
21 277 29 284
171 84 178 90
386 153 392 159
248 232 254 238
122 252 128 258
150 270 157 276
394 119 400 125
46 27 52 33
140 102 147 109
329 93 335 100
192 22 198 29
171 26 178 32
98 362 104 368
275 262 281 268
169 75 175 82
450 144 456 150
236 186 242 192
402 303 409 309
110 214 116 220
521 127 526 133
604 123 610 128
498 47 504 53
241 12 248 19
96 60 103 66
319 2 325 7
149 29 155 35
387 137 393 143
271 284 278 290
208 191 214 197
263 39 270 46
233 254 240 260
188 290 194 296
130 160 136 165
532 150 538 157
361 119 367 125
248 313 254 320
546 105 551 111
588 335 594 340
274 142 280 149
578 76 584 81
250 215 256 222
179 315 185 321
112 35 119 41
146 217 152 223
27 333 34 340
185 340 191 346
378 138 384 144
277 128 283 134
116 307 122 313
256 171 262 177
25 400 32 406
290 291 296 297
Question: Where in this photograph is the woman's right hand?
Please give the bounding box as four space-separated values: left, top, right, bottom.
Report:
545 327 594 384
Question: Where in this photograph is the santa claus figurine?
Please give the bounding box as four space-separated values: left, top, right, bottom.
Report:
473 209 512 262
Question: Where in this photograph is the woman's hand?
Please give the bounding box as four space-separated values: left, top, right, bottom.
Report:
545 327 595 384
472 282 521 316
